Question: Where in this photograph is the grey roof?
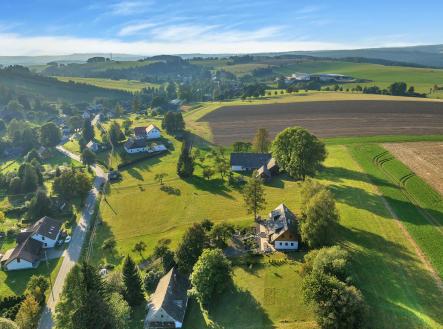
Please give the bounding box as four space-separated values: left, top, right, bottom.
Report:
125 138 148 149
265 204 297 243
31 216 62 240
230 153 272 169
148 267 189 323
256 165 271 178
5 236 42 265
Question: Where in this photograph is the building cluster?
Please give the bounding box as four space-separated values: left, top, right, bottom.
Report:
124 124 168 154
0 216 67 271
282 72 355 84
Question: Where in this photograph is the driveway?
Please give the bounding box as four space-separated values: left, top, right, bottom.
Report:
38 146 107 329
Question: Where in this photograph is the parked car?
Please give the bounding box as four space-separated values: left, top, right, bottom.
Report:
64 235 72 244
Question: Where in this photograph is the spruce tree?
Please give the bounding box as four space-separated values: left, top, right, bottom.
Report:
122 256 145 307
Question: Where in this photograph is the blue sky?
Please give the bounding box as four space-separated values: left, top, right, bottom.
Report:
0 0 442 55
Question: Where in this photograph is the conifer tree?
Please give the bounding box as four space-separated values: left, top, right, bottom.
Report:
122 256 145 307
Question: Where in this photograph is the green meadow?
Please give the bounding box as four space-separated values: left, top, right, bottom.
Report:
55 77 161 92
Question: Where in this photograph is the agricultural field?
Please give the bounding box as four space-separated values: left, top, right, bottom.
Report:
89 119 443 328
55 76 161 92
383 142 443 196
198 99 443 145
270 60 443 96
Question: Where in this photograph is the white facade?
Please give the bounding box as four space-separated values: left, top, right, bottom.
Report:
4 258 35 271
274 240 298 250
152 144 167 152
125 146 149 154
146 126 161 139
231 165 245 171
31 232 59 249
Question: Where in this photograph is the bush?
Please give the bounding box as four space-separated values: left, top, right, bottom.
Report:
144 269 164 294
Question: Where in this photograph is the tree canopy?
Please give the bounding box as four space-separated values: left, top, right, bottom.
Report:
271 127 326 180
242 175 266 221
122 256 145 307
175 223 208 274
190 248 232 307
39 122 61 147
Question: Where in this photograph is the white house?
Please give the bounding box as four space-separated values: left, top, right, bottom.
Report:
124 139 167 154
144 268 189 329
0 217 62 271
86 141 99 152
230 153 272 172
257 204 299 252
134 125 161 140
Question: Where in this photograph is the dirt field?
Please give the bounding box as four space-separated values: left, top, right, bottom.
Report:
198 100 443 145
383 142 443 196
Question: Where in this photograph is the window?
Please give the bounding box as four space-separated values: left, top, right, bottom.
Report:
17 258 20 263
285 242 288 246
44 243 47 247
42 236 45 240
290 243 294 246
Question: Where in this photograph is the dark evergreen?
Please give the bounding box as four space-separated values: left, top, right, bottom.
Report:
122 256 145 307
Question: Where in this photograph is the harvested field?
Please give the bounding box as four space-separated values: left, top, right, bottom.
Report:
199 100 443 145
383 142 443 196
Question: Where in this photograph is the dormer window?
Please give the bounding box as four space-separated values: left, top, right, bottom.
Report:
42 236 45 240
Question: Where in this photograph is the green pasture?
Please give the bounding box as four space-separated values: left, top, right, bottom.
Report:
55 77 161 92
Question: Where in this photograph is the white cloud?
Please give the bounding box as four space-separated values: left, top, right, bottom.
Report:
108 0 153 15
296 5 324 15
0 32 363 56
118 21 157 36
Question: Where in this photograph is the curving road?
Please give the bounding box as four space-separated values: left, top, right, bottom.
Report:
38 145 107 329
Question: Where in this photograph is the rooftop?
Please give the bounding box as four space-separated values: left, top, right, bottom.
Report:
230 152 272 169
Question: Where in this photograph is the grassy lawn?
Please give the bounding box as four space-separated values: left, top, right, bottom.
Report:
349 144 443 279
184 253 317 329
55 76 161 92
91 136 443 328
0 257 63 297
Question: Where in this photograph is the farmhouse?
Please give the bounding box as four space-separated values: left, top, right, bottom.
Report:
256 157 279 181
257 204 298 252
124 138 168 154
1 216 62 271
230 152 272 171
86 140 100 152
134 124 162 140
144 267 189 329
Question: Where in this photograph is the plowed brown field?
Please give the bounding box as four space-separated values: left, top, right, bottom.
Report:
198 100 443 145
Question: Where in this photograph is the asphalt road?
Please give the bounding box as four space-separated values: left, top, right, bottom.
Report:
38 145 107 329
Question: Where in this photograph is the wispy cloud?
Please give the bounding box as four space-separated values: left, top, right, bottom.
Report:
0 32 355 56
296 5 324 15
118 21 157 36
108 0 153 15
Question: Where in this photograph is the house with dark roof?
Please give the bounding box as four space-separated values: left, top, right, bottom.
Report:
230 153 272 172
0 216 62 271
144 267 189 329
257 204 298 252
256 158 279 181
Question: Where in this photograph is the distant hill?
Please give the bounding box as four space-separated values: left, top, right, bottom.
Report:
286 44 443 68
0 53 145 66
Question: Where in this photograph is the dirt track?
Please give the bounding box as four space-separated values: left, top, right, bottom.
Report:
199 100 443 145
383 142 443 196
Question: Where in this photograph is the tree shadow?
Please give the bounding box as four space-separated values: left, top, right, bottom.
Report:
321 166 397 189
92 220 123 266
335 226 443 328
126 167 144 181
185 176 234 199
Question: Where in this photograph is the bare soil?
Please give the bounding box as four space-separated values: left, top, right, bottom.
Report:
199 100 443 145
383 142 443 196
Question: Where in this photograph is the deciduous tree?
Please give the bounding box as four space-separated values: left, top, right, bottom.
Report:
252 128 270 152
242 175 266 221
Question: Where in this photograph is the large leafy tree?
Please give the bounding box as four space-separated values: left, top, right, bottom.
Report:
81 148 96 166
15 295 40 329
53 169 92 200
271 127 326 180
252 128 270 153
40 122 61 147
122 256 145 307
190 248 232 307
26 190 51 220
177 140 194 178
242 175 266 221
0 318 18 329
175 223 208 274
301 189 339 248
19 163 39 193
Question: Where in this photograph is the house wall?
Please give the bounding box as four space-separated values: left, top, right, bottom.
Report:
125 147 148 154
152 144 167 152
274 240 298 250
32 233 59 248
147 129 161 139
145 307 176 328
5 259 35 271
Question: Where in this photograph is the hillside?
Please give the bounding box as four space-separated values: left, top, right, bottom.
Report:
0 66 130 103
